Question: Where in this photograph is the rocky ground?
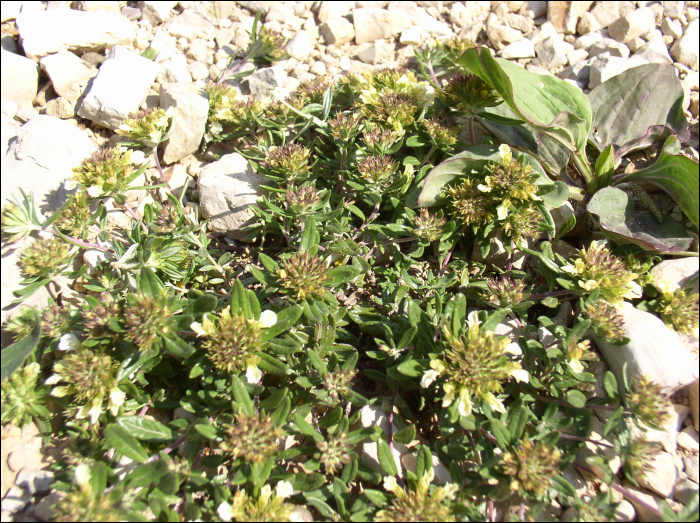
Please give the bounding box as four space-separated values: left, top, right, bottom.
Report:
0 1 698 521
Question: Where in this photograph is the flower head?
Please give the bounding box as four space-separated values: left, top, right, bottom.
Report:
501 206 542 243
1 363 50 428
42 303 73 339
4 307 38 342
623 437 662 485
328 111 363 142
81 301 122 342
628 375 671 430
19 238 71 278
483 276 529 308
562 241 641 304
285 185 321 214
363 126 402 155
72 147 134 197
55 192 92 237
122 293 177 350
437 72 501 116
263 143 312 183
219 482 294 522
259 26 287 61
117 107 173 147
447 177 493 226
566 338 592 374
357 154 397 186
655 288 699 335
375 469 458 522
367 91 421 132
586 300 625 342
323 367 356 403
45 346 125 424
316 433 352 474
501 439 562 497
483 150 538 206
297 77 331 105
420 116 461 151
424 312 523 417
221 411 283 463
277 251 330 301
412 208 447 242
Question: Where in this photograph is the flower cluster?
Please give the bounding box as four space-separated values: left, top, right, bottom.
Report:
562 241 642 304
217 481 294 522
363 126 402 155
437 72 501 117
323 367 356 403
501 439 562 497
447 177 493 226
81 301 122 342
42 303 73 339
623 437 662 484
1 362 50 428
482 276 529 308
19 238 71 278
316 434 352 474
328 111 363 142
122 293 178 350
286 185 321 213
54 463 130 522
420 116 461 151
72 147 134 198
628 375 672 430
117 107 173 148
55 192 92 237
375 470 458 522
655 288 699 335
357 154 398 186
412 208 447 242
277 251 330 301
566 338 593 374
206 85 264 139
221 412 283 463
263 143 312 183
422 312 527 417
258 26 287 62
586 300 626 342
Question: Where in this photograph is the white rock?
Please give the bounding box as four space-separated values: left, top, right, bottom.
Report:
631 404 688 454
186 39 211 63
159 83 208 165
320 18 355 45
34 491 60 521
528 20 558 46
685 454 699 483
627 37 646 52
247 65 287 101
400 27 425 45
501 38 536 59
264 2 295 23
650 258 699 294
78 45 158 129
608 7 656 43
289 506 314 523
357 405 408 476
0 49 38 107
157 54 193 84
356 1 390 7
39 50 97 104
535 36 574 69
401 452 452 485
413 17 453 37
237 1 272 15
691 379 699 432
458 21 485 42
309 61 327 76
339 56 352 71
622 481 666 522
674 477 699 505
636 452 679 498
16 9 134 60
575 417 622 475
43 97 76 119
317 1 354 23
561 466 588 502
14 468 53 496
671 19 699 71
574 30 605 50
197 153 268 239
487 23 523 50
1 1 24 23
678 426 700 452
664 1 686 19
589 54 630 88
15 103 38 123
567 48 589 66
450 1 491 27
138 0 177 25
662 17 684 40
166 8 215 41
518 0 547 19
615 500 636 522
358 41 395 64
353 8 413 44
578 1 636 34
588 38 631 59
285 30 312 60
547 0 594 34
1 486 31 513
633 39 673 64
594 302 698 395
188 60 209 80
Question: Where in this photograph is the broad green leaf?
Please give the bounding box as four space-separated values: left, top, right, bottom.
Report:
395 359 429 378
163 335 196 358
230 279 252 318
292 472 326 491
104 424 149 463
616 136 699 227
587 186 694 252
1 309 41 381
565 389 587 409
117 416 173 441
393 424 416 445
588 63 688 155
194 424 218 440
325 265 363 287
377 439 398 476
489 419 510 448
458 47 592 155
415 445 433 479
593 145 615 193
507 406 532 442
139 267 164 296
539 181 570 208
261 305 302 341
257 352 289 375
300 216 319 254
603 371 619 402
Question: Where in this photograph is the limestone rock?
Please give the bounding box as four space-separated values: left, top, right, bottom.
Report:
678 426 700 452
486 23 523 51
674 477 699 505
14 468 53 496
138 0 178 25
34 491 60 522
43 97 75 119
1 424 42 499
691 379 699 432
357 405 408 476
588 38 631 59
166 9 215 42
622 481 666 522
608 7 656 43
237 1 272 15
0 49 38 107
39 50 98 104
575 417 622 475
589 54 630 88
16 9 135 60
353 8 413 44
285 30 312 61
578 1 636 34
636 452 679 498
450 1 491 27
671 19 699 71
631 404 688 454
401 452 452 485
157 54 193 84
317 1 354 23
160 83 208 165
197 153 268 240
247 65 287 101
547 1 594 34
519 1 547 19
1 486 31 514
78 45 158 129
501 38 536 59
664 1 686 19
320 18 355 46
686 454 699 483
535 36 575 68
358 41 395 64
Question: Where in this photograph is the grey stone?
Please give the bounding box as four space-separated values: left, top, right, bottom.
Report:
39 50 98 104
594 302 698 396
159 83 208 165
678 426 700 452
671 19 699 71
589 54 630 88
197 153 268 239
285 30 312 61
574 30 605 50
358 41 395 64
632 39 673 64
547 1 594 34
588 38 631 59
1 34 17 53
16 9 134 60
578 1 636 34
320 18 355 45
317 0 354 23
674 477 699 505
34 491 60 521
637 452 679 498
519 1 547 19
535 35 574 69
664 1 686 19
121 6 141 21
138 1 177 25
686 454 699 483
575 417 622 475
353 8 413 44
157 54 193 84
14 468 53 495
166 9 215 42
77 45 158 129
567 48 589 66
501 38 536 59
487 23 523 50
608 7 656 43
1 486 31 513
505 13 535 34
236 1 272 15
247 65 287 101
401 452 451 485
0 49 38 107
691 379 699 432
662 17 684 40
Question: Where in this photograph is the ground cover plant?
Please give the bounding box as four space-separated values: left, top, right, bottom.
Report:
1 18 699 522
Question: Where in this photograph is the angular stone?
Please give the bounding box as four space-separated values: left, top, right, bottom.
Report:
547 1 594 34
166 9 215 42
528 20 559 45
1 486 31 514
674 477 699 506
188 60 209 81
519 1 547 19
588 38 631 59
575 417 622 475
358 41 395 64
579 1 636 34
450 1 491 26
567 48 589 66
159 83 208 165
686 454 700 483
237 1 272 15
197 153 268 240
0 49 38 107
1 1 24 23
353 8 413 44
636 452 679 498
16 9 134 60
77 45 158 129
633 39 673 64
156 54 193 84
608 7 656 43
662 17 684 40
34 491 60 522
501 38 536 59
535 36 575 69
138 0 177 25
43 97 75 119
247 65 287 101
589 54 629 88
631 404 688 454
506 13 535 34
487 23 523 51
14 468 53 495
400 27 425 45
691 379 699 432
39 50 98 104
320 18 355 46
317 0 354 23
678 426 700 452
664 1 686 19
671 19 699 71
285 30 312 61
622 481 666 522
401 452 452 485
574 29 605 50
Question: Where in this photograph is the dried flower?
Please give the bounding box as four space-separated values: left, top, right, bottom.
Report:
323 367 356 403
412 208 447 242
19 238 71 278
218 482 294 522
655 288 699 335
422 312 526 417
447 178 493 225
357 154 397 186
375 469 458 522
263 143 312 183
586 300 625 342
317 433 352 474
501 439 562 497
421 116 461 151
221 412 283 463
277 251 330 301
117 107 173 148
122 293 177 350
72 147 134 198
264 94 306 123
286 185 321 213
328 111 363 142
623 437 662 485
1 363 50 428
437 72 501 116
46 346 125 424
628 375 671 430
561 241 641 304
483 276 529 308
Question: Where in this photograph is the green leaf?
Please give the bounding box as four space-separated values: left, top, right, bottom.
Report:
393 424 416 445
588 63 688 155
192 294 218 314
565 389 587 409
139 267 163 296
593 144 615 193
325 265 363 287
231 375 254 416
116 416 173 441
539 181 570 208
261 305 302 341
300 216 319 254
1 309 41 381
458 47 592 155
230 279 252 318
396 326 417 349
104 424 149 463
257 353 288 375
415 445 433 479
194 423 218 440
554 214 576 242
587 186 694 252
292 472 326 491
377 439 398 476
163 335 196 359
603 371 619 402
616 136 699 228
395 359 429 378
489 419 511 448
507 406 532 442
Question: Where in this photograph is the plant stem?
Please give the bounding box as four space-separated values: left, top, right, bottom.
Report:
353 199 382 240
572 151 595 188
49 228 112 252
558 433 615 449
418 144 438 168
185 232 226 275
468 117 476 145
426 62 441 88
216 55 248 86
439 224 467 277
152 146 174 194
123 201 148 233
529 289 574 300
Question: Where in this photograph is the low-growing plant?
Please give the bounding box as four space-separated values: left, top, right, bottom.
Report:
1 18 698 523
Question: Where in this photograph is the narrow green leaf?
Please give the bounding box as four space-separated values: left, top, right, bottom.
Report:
593 144 615 192
257 352 289 375
0 309 41 381
104 424 149 463
393 424 416 445
603 371 619 401
565 389 587 408
325 265 363 287
231 375 254 416
489 419 511 448
415 445 433 479
139 267 163 296
116 416 173 441
377 439 398 476
261 305 302 341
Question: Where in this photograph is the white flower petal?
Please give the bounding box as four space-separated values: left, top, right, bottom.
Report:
190 321 208 337
569 358 584 374
421 369 439 388
86 185 103 198
383 476 398 494
259 310 277 328
511 369 530 383
58 333 81 352
110 387 126 409
246 364 262 384
276 480 294 499
217 502 233 522
75 463 92 489
505 342 522 357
